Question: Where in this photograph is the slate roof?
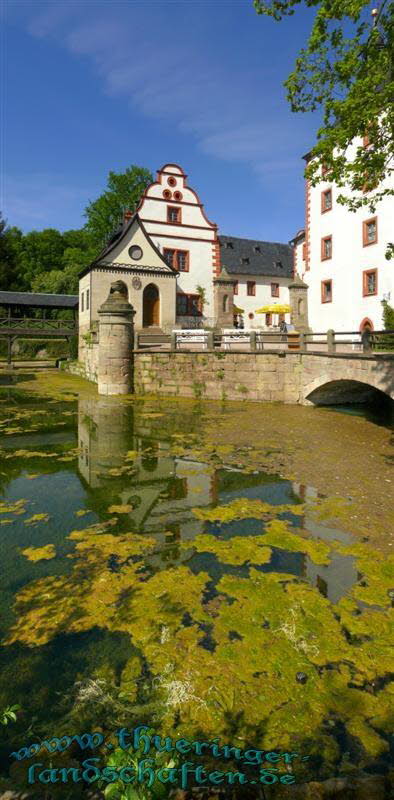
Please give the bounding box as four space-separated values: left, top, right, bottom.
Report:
0 291 78 309
219 235 293 277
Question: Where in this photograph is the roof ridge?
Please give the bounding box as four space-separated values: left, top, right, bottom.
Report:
219 234 292 247
0 290 78 298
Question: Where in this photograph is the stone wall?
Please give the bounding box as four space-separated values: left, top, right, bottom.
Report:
66 347 394 404
75 337 99 383
133 351 394 405
134 351 303 403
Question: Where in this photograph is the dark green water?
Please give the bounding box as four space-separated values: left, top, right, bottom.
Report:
0 385 392 798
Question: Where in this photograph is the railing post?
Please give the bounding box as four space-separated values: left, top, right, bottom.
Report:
361 329 372 353
134 332 139 350
7 336 12 366
171 331 177 351
249 330 256 351
299 332 306 351
207 331 214 350
327 329 336 354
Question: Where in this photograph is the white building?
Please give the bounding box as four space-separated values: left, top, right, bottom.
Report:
78 162 296 340
295 139 394 333
136 163 219 326
218 235 293 329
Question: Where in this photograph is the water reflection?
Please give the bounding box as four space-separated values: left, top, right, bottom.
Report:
77 396 357 601
0 386 392 792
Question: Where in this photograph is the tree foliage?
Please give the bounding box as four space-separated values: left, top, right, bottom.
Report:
0 164 152 296
382 299 394 329
0 214 20 291
84 166 153 252
254 0 394 212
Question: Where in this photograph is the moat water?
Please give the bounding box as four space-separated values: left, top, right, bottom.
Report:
0 374 392 797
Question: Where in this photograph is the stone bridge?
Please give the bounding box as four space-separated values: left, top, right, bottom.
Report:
132 351 394 405
299 353 394 404
76 280 394 404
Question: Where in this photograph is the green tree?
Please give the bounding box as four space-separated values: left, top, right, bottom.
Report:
31 246 96 295
84 165 153 253
12 228 66 291
0 214 19 291
254 0 394 213
382 299 394 329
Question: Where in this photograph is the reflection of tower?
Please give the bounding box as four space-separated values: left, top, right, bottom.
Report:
292 482 358 604
78 395 133 487
77 396 177 535
147 458 215 540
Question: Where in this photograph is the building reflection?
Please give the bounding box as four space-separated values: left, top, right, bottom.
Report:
77 397 358 600
77 396 216 569
291 483 358 604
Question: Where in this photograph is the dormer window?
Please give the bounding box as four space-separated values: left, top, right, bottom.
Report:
241 257 250 265
225 241 234 249
254 245 261 253
274 260 283 269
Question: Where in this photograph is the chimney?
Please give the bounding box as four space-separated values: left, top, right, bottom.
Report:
124 210 133 222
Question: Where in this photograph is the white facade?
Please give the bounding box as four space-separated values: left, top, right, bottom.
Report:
230 274 291 329
298 140 394 333
137 163 219 326
80 162 295 334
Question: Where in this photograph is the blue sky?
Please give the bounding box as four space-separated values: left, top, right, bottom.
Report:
3 0 319 243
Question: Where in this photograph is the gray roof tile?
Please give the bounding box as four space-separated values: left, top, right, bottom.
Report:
219 235 293 277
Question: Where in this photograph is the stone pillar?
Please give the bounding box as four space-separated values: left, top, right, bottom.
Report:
289 275 310 332
213 277 235 328
327 329 336 354
97 280 135 395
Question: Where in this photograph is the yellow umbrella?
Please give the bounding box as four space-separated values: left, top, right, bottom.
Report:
255 304 292 314
233 305 244 314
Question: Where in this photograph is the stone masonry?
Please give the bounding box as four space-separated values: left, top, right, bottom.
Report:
132 351 394 404
97 280 135 395
70 330 394 404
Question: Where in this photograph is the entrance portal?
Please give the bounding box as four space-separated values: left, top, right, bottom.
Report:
143 284 160 327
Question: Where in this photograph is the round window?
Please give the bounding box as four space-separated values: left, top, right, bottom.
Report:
248 312 254 320
173 191 183 201
168 177 177 187
128 245 143 261
162 189 172 199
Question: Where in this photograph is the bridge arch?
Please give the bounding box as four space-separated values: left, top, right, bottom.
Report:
303 376 394 405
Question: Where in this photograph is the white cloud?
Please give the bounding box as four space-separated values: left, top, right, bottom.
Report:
14 1 309 179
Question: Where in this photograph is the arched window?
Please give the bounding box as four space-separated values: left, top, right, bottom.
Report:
223 295 228 312
298 298 304 315
359 317 374 332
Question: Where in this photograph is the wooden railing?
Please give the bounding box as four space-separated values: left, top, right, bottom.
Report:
0 317 77 336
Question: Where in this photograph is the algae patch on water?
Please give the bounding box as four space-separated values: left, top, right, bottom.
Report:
192 498 304 523
0 376 393 786
21 544 56 561
184 533 272 566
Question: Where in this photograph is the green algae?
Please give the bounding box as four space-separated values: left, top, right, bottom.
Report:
0 499 27 515
192 498 305 523
0 372 393 787
21 544 56 561
263 519 332 565
24 512 50 525
183 533 272 565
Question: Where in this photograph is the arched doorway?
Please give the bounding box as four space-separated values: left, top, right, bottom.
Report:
359 317 374 332
143 284 160 327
